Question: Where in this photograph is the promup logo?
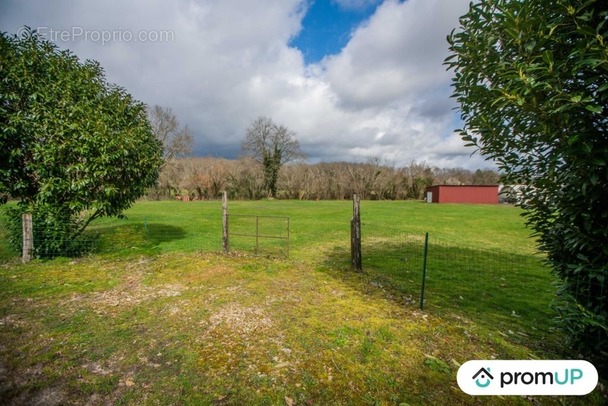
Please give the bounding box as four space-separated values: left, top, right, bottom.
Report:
457 360 598 396
472 367 494 388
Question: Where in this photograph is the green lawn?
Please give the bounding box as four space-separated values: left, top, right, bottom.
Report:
0 200 604 404
79 199 540 257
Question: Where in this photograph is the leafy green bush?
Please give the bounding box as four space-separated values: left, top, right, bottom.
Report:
447 0 608 370
0 28 163 258
4 205 98 259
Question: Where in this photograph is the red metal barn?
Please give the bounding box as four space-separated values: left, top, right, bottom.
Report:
425 185 499 204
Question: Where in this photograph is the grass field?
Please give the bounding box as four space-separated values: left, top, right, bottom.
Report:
0 200 605 405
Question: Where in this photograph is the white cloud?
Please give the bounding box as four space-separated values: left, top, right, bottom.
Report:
322 0 469 109
0 0 491 169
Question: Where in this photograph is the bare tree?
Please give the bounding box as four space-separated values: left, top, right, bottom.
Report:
147 105 194 162
226 157 266 200
400 161 434 200
472 168 500 185
146 152 501 201
241 116 306 198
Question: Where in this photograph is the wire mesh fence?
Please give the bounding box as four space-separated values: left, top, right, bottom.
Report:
3 222 198 261
0 202 295 261
360 223 553 326
0 202 223 262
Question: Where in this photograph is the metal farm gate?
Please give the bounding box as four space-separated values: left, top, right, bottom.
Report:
225 214 290 258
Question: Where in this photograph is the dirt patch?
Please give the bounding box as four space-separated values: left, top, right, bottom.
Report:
204 303 273 336
83 283 184 310
0 314 27 328
4 376 67 406
27 386 67 406
64 259 185 314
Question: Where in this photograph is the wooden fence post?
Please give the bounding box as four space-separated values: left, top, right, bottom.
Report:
22 213 34 263
351 194 362 271
222 191 229 253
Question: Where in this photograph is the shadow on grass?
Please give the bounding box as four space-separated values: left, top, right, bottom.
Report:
0 223 189 261
320 240 563 356
0 244 16 263
94 223 187 254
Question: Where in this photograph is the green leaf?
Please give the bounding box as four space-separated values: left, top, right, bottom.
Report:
525 39 537 52
585 104 602 113
446 0 608 360
0 29 163 256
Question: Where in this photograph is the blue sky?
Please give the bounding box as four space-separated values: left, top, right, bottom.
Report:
290 0 381 64
0 0 491 169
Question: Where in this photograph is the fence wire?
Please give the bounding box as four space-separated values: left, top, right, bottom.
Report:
361 222 554 335
227 214 290 258
0 204 222 261
0 204 295 261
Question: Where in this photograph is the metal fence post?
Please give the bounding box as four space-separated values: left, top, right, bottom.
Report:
420 232 429 310
286 217 290 258
255 216 259 254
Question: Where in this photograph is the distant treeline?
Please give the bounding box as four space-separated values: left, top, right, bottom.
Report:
147 157 500 201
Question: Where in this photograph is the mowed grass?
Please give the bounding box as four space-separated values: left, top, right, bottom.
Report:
92 200 355 257
0 200 605 405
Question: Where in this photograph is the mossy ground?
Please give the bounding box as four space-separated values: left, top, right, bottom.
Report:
0 201 605 404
